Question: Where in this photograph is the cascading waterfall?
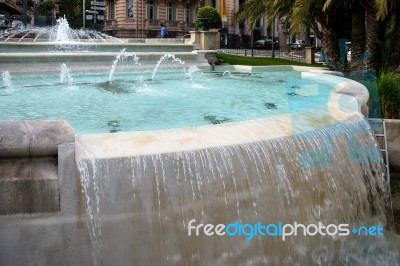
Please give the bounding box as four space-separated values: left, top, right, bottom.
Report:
75 114 399 265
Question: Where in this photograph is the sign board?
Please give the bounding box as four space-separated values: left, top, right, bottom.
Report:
86 10 99 14
97 15 104 21
91 1 106 6
86 15 93 20
91 6 106 11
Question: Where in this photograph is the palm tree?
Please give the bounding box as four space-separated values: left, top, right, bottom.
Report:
233 0 269 31
234 0 351 70
375 0 400 70
349 1 365 71
324 0 381 71
363 2 380 70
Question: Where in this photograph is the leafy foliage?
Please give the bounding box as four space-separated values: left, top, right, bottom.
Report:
35 0 56 17
195 6 222 30
377 71 400 118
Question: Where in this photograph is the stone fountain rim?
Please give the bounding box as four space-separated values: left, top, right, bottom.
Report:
74 65 370 159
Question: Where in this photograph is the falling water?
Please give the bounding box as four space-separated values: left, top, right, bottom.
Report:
108 49 140 82
183 66 205 89
151 54 185 80
75 114 399 265
184 65 200 79
1 71 12 90
222 70 233 78
60 63 73 84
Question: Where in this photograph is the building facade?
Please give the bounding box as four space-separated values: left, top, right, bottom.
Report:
103 0 214 38
102 0 314 47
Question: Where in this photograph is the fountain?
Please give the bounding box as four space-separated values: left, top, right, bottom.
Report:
0 17 208 75
0 18 399 266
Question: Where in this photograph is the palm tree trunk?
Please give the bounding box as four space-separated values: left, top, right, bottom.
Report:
364 4 381 70
350 2 366 71
321 23 341 70
389 6 400 70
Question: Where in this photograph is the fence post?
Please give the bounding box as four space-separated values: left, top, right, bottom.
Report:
305 47 315 64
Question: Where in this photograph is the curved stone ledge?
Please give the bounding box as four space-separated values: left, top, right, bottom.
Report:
0 120 75 158
301 71 369 116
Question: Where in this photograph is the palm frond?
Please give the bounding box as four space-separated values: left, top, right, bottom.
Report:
290 0 313 33
233 0 268 30
375 0 389 20
323 0 334 11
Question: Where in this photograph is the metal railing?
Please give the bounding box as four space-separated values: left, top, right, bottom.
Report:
101 28 192 39
217 46 306 62
216 34 307 62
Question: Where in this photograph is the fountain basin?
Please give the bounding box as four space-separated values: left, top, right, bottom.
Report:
72 66 396 264
1 65 399 265
0 41 195 53
76 66 369 158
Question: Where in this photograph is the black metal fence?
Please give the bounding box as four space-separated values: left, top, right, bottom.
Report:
216 33 306 62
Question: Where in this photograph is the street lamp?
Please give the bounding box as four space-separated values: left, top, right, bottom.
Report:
271 18 275 58
83 0 86 28
32 0 40 26
280 18 290 51
23 0 27 28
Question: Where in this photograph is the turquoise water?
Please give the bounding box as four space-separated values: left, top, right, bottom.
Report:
0 69 333 134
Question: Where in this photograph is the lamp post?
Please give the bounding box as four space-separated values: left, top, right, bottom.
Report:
136 0 138 38
32 0 37 26
280 18 290 52
83 0 86 28
23 0 27 28
279 18 285 49
271 18 275 58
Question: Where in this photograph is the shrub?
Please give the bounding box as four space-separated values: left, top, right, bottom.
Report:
377 72 400 119
195 6 222 30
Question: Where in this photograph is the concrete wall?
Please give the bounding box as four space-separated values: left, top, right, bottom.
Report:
0 121 92 265
385 119 400 222
188 31 218 50
0 120 74 214
386 120 400 172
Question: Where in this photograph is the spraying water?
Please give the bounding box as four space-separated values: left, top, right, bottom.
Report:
1 70 12 90
1 17 122 43
108 49 140 82
222 70 233 78
151 54 185 80
60 63 73 84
